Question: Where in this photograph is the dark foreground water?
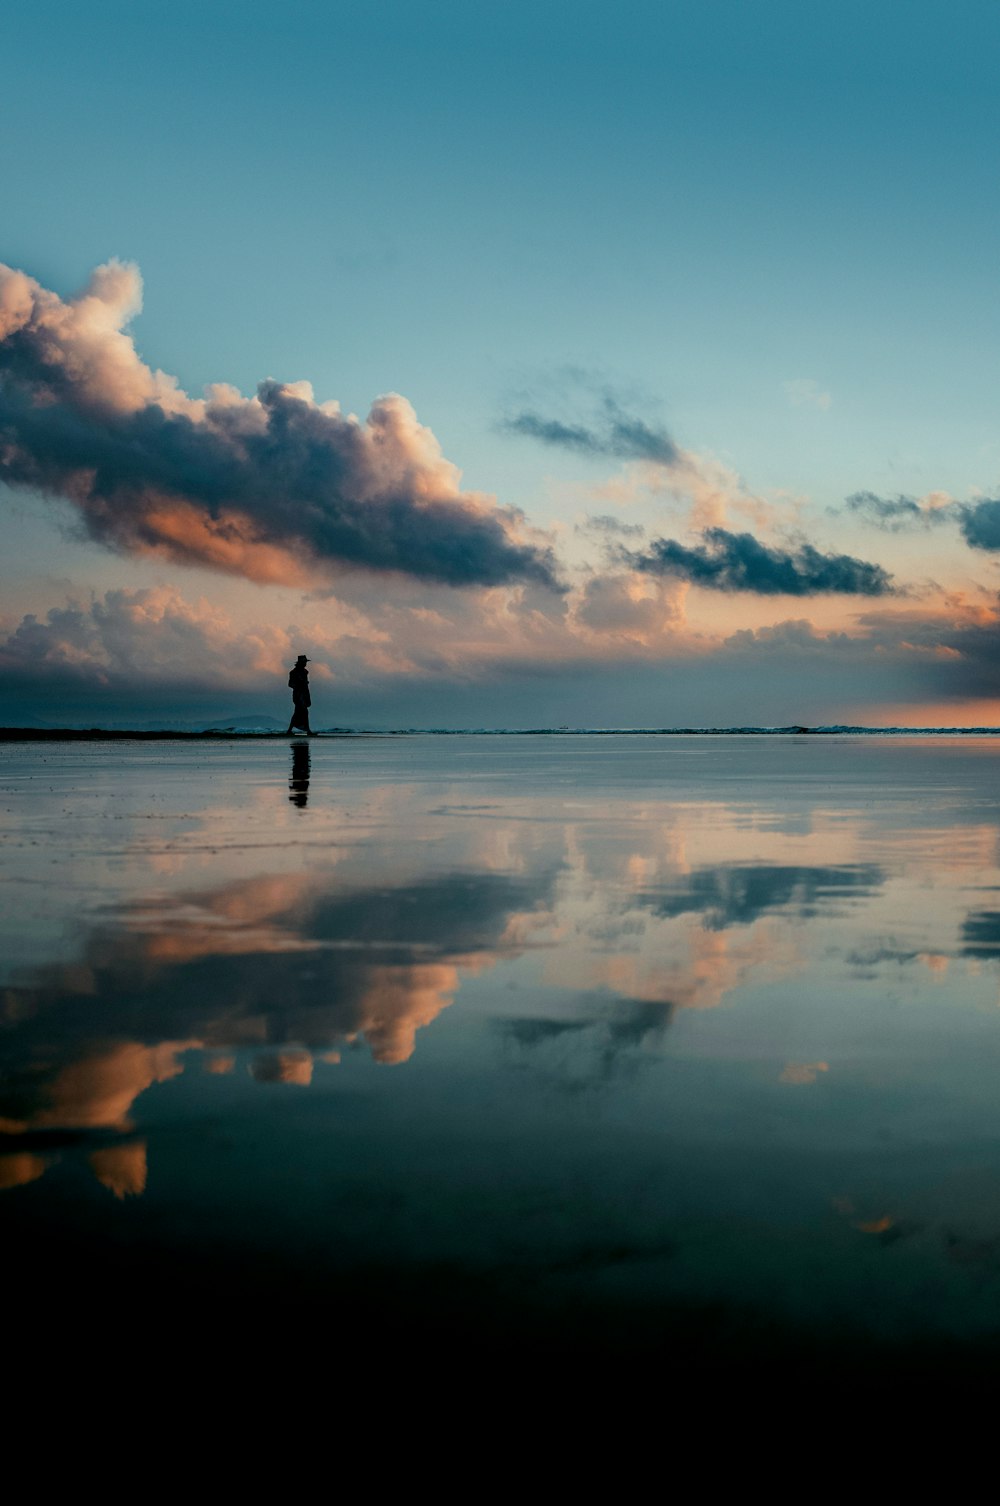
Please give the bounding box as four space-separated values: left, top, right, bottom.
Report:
6 733 1000 1382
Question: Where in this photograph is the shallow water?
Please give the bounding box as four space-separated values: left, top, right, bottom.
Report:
5 733 1000 1371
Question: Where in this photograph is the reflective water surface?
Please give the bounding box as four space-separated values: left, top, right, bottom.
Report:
6 734 1000 1372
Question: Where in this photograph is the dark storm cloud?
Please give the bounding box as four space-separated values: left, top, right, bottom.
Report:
625 528 895 596
504 398 680 466
0 260 560 589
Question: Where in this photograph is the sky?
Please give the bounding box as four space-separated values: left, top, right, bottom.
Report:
3 0 1000 727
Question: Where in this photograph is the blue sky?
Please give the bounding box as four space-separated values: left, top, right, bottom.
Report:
3 1 1000 725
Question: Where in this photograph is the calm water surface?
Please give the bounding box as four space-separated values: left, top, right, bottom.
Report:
5 734 1000 1370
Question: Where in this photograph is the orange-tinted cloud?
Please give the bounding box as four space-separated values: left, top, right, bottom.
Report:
250 1051 314 1085
0 1151 49 1192
89 1139 148 1198
0 259 560 591
351 963 462 1064
32 1041 195 1132
204 1054 236 1075
0 854 558 1143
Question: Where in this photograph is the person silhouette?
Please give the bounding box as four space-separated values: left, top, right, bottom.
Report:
285 654 314 736
288 741 310 807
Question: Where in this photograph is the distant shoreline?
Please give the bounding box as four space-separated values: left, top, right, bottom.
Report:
0 727 364 741
2 725 1000 741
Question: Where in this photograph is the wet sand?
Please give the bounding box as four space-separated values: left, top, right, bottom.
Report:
5 733 1000 1388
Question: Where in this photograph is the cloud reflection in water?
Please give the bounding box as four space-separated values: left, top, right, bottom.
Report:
4 755 1000 1204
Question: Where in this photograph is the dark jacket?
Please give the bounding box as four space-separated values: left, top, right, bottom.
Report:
288 666 310 706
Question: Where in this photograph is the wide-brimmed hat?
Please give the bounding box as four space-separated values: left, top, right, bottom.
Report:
296 654 310 663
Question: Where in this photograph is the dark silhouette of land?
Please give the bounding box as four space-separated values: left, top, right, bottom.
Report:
0 728 365 741
3 725 999 742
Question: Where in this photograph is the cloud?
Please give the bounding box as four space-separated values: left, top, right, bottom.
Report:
0 859 561 1144
845 490 955 531
851 598 1000 699
959 498 1000 551
577 513 646 539
0 1040 194 1135
639 862 884 929
0 585 323 704
496 998 677 1081
843 489 1000 564
961 909 1000 957
0 259 560 589
625 528 895 596
503 397 679 466
0 844 566 1189
0 577 947 728
11 574 1000 729
566 922 796 1016
779 1061 829 1084
0 1152 49 1191
249 1051 314 1086
717 601 1000 714
88 1140 148 1198
0 574 679 718
842 490 1000 564
496 1017 594 1048
783 379 831 411
723 617 851 652
503 387 804 535
575 573 687 642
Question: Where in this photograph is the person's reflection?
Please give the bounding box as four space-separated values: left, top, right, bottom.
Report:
288 740 311 808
